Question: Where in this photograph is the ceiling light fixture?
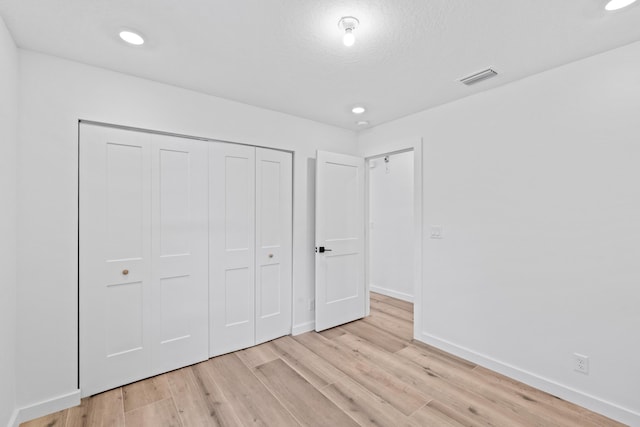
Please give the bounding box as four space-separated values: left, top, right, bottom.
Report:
356 121 369 126
605 0 638 10
119 30 145 46
352 106 366 114
338 16 359 47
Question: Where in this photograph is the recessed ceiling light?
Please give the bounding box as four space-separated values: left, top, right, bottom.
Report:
119 30 145 46
356 121 369 126
605 0 637 10
352 106 366 114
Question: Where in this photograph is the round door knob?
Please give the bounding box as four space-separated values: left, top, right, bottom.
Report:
122 269 129 275
268 254 274 259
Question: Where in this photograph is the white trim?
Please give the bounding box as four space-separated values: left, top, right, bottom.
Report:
370 284 413 303
412 139 423 342
419 332 640 427
13 390 80 426
292 321 315 335
363 157 371 318
7 407 18 427
79 120 294 154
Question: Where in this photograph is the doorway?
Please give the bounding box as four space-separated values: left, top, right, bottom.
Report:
313 140 422 339
367 150 415 303
364 142 422 340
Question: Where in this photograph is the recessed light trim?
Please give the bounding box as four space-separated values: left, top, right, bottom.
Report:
119 30 145 46
605 0 637 10
351 106 366 114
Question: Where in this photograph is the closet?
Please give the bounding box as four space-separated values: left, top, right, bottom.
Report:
79 123 292 397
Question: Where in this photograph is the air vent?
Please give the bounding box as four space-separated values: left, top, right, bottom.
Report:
460 68 498 86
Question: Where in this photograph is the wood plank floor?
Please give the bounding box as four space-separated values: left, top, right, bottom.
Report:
22 292 627 427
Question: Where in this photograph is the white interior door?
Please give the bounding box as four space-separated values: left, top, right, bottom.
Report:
80 125 154 397
151 134 209 373
315 150 366 331
255 148 292 344
210 142 256 356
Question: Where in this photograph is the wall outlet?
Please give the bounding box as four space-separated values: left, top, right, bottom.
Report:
573 353 589 374
309 299 315 311
430 225 444 239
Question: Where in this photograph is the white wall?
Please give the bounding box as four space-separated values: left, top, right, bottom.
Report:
16 50 356 417
0 15 18 427
369 151 414 301
358 41 640 425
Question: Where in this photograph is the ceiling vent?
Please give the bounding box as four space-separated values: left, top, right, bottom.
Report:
459 68 498 86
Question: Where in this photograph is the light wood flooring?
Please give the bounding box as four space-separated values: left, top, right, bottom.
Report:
23 292 626 427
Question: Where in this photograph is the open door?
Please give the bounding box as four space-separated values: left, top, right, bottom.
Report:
315 150 366 331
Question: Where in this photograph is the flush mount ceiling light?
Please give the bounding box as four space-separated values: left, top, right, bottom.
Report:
119 30 145 46
605 0 638 10
356 120 369 126
338 16 359 47
351 106 366 114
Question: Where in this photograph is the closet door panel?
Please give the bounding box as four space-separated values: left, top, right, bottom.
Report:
255 148 292 344
151 135 209 374
80 125 153 397
210 142 256 356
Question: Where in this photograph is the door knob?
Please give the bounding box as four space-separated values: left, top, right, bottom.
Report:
122 269 129 275
316 246 332 253
268 254 274 258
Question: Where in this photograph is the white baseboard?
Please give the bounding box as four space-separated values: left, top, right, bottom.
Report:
292 320 315 336
370 285 413 303
419 332 640 427
7 408 18 427
13 390 80 426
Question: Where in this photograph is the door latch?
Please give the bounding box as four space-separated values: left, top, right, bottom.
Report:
315 246 332 253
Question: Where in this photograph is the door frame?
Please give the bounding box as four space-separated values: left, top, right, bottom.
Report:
361 138 423 340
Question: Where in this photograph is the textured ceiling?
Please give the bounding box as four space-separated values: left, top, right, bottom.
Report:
2 0 640 130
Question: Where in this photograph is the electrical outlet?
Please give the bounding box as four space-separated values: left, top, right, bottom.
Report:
309 299 315 311
430 225 444 239
573 353 589 374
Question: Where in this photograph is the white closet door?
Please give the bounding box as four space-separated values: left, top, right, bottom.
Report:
210 142 256 356
151 134 209 373
80 125 153 397
255 148 292 344
80 125 209 397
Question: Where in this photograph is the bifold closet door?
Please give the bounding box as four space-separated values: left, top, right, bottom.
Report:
210 142 256 357
209 144 292 356
255 148 292 344
80 125 209 397
151 134 209 374
80 125 152 397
